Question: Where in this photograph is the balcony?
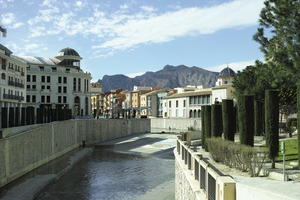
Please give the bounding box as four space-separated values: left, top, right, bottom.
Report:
3 94 25 101
8 80 25 88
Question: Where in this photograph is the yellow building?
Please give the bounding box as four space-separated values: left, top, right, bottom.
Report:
90 82 103 118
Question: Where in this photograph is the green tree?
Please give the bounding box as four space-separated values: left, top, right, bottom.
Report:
254 0 300 164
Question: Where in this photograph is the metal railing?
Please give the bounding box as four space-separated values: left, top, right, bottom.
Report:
3 94 24 101
176 137 236 200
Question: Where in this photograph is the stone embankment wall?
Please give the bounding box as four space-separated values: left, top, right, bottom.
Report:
150 118 201 132
0 119 150 188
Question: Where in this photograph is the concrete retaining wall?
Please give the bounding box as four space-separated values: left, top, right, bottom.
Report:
150 118 201 132
0 119 150 188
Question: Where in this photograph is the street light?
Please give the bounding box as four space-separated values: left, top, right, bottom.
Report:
0 26 7 37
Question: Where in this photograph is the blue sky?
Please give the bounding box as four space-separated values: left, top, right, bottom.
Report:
0 0 264 81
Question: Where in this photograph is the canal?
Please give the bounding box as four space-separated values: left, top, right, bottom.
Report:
35 134 177 200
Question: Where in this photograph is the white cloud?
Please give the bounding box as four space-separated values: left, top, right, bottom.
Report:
75 1 83 7
5 42 47 55
98 0 263 51
1 13 15 25
120 4 128 9
23 0 263 57
11 22 24 29
125 72 145 78
140 6 156 13
208 60 256 73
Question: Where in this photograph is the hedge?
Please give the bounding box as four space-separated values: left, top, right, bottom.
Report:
207 137 268 177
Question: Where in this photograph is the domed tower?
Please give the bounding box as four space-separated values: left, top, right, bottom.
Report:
55 48 82 69
215 66 236 86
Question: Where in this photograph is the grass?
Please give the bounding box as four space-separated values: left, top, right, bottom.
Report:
275 139 298 165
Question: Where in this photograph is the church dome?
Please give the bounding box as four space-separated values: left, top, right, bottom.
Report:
57 48 80 57
219 67 236 78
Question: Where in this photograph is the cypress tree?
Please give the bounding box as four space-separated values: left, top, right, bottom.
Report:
204 105 211 151
298 84 300 166
222 99 235 141
265 90 279 169
211 103 222 137
254 100 264 136
201 106 206 147
238 95 254 146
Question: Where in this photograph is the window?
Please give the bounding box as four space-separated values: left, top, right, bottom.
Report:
63 77 67 84
58 76 62 83
63 96 67 103
39 66 44 71
52 67 57 72
27 75 30 82
32 85 36 90
32 95 36 102
58 96 62 103
183 100 186 107
32 75 36 82
63 86 67 93
47 85 50 90
176 100 178 108
78 78 81 91
26 95 30 102
58 86 62 93
41 76 45 82
73 78 76 91
41 85 45 90
66 68 70 73
47 96 50 103
169 101 171 108
27 85 30 89
41 96 45 103
47 76 50 83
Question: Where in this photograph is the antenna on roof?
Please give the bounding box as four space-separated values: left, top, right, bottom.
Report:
0 25 7 38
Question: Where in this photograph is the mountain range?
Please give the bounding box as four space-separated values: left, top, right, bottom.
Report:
98 65 219 92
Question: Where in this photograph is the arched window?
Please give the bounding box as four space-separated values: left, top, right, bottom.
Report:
198 110 201 118
189 110 193 118
193 110 197 118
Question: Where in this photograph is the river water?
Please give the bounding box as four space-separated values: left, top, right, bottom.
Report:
35 145 175 200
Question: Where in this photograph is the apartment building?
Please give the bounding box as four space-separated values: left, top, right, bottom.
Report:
17 48 92 117
91 82 104 118
0 44 27 128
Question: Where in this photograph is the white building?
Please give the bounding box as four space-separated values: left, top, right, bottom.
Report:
16 48 92 117
212 67 235 103
162 90 211 118
162 67 236 119
0 44 27 128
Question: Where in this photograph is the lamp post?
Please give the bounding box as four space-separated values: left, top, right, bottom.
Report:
0 25 7 38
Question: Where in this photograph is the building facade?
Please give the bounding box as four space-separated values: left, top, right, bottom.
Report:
0 44 27 128
91 82 104 118
17 48 92 117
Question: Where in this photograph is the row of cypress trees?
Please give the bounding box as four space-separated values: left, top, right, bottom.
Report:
201 90 280 167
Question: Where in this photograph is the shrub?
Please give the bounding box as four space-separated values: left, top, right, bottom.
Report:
207 137 268 177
